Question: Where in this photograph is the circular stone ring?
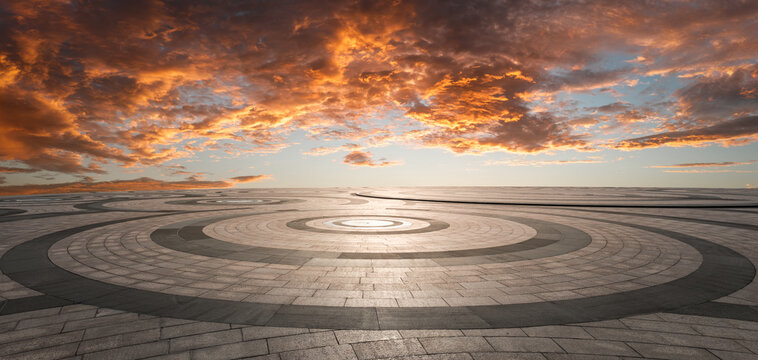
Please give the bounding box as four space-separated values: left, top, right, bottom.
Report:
286 215 449 234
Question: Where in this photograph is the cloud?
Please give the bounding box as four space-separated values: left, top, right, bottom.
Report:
673 63 758 124
650 161 755 168
0 88 133 173
0 166 40 173
304 143 362 156
0 0 757 185
0 175 270 196
343 151 398 167
229 175 271 183
613 116 758 149
486 159 605 167
661 169 753 174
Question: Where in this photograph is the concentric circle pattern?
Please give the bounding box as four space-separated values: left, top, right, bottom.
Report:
2 188 758 337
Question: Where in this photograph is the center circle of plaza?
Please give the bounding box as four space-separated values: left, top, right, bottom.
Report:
327 218 409 229
200 211 531 251
2 188 756 332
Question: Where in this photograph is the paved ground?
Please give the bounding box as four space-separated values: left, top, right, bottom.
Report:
0 187 757 359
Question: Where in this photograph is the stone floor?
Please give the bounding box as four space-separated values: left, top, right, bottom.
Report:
0 187 757 359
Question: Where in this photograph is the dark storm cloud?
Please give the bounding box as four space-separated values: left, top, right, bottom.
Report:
614 115 758 149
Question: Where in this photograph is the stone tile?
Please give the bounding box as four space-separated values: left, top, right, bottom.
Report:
474 354 545 360
160 322 230 339
584 326 747 351
292 297 347 306
554 339 638 357
169 329 242 352
63 313 141 332
400 330 464 338
0 330 84 357
267 331 338 353
351 338 426 359
443 297 498 306
189 339 268 359
78 328 160 354
345 298 398 307
619 319 699 335
280 344 357 360
403 355 475 360
522 325 593 339
463 328 527 337
627 342 719 360
84 318 162 340
3 343 80 360
419 336 494 354
396 298 449 307
710 350 758 360
82 341 169 360
486 337 564 353
335 330 402 344
242 326 309 341
16 309 97 330
0 323 64 344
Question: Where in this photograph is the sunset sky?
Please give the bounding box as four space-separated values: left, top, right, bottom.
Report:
1 0 757 195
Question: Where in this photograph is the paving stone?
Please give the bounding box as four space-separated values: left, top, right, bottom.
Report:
693 325 758 341
77 328 160 354
267 331 338 353
553 339 638 357
709 350 758 360
82 341 169 360
463 328 527 337
0 308 61 325
334 330 402 344
16 309 97 330
419 336 494 354
280 344 357 360
242 326 310 340
0 329 84 357
188 339 268 359
0 323 64 344
474 354 545 360
584 326 748 351
399 330 464 338
169 329 242 352
522 325 593 339
351 338 426 359
83 318 162 340
160 322 231 339
402 355 475 360
619 319 699 334
627 342 719 360
485 336 564 353
542 354 625 360
3 342 80 360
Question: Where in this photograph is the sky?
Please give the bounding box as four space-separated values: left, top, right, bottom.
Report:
0 0 757 195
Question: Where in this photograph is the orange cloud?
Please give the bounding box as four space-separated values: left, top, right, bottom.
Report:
650 161 755 168
230 175 271 183
304 143 362 156
486 159 605 167
662 169 753 174
0 175 270 196
343 151 398 167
